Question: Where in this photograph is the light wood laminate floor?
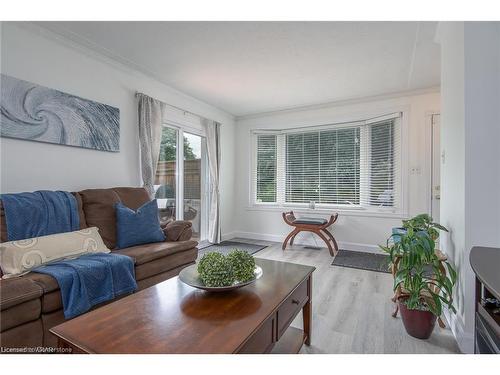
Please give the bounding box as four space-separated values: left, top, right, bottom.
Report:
232 237 460 354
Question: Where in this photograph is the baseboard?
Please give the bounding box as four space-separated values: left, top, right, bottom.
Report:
228 230 382 254
337 241 382 254
443 309 474 354
221 231 236 241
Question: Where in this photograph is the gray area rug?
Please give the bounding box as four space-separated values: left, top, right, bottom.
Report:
332 249 391 273
198 241 267 258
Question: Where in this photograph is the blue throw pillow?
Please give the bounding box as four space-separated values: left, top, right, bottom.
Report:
115 199 166 249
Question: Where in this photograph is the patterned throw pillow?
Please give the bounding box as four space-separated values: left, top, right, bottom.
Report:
115 199 166 249
0 227 110 278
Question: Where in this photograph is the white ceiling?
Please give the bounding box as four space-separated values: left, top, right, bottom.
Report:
37 21 440 117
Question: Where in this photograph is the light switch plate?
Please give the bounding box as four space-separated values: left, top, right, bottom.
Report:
410 166 421 175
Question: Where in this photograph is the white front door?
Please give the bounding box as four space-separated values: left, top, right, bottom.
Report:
431 114 441 222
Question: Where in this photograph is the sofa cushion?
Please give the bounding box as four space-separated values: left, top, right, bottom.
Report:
20 241 197 313
41 290 62 314
38 248 197 312
23 273 60 313
23 272 60 294
0 277 43 311
73 192 88 229
136 263 194 290
115 200 165 249
113 240 198 265
1 298 41 332
78 187 150 249
41 309 65 347
134 248 198 280
0 319 43 348
39 280 140 316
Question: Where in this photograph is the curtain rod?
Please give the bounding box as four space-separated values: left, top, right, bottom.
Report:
135 91 216 124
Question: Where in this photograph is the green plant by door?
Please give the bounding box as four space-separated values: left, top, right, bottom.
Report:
380 214 457 317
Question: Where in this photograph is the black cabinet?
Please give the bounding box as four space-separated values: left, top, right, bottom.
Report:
470 247 500 354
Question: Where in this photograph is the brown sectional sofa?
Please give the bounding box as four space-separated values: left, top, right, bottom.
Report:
0 187 198 350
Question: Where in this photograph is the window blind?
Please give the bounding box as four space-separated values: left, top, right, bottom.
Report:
285 127 360 205
368 120 398 207
253 113 401 209
255 134 277 203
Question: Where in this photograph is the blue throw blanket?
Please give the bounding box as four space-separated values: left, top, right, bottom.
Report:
1 190 80 241
33 253 137 319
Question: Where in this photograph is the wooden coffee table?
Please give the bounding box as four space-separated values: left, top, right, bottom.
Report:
50 258 315 354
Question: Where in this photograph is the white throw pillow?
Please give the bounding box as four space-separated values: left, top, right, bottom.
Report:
0 227 110 278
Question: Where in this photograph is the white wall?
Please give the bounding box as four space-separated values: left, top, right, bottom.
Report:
438 21 468 351
0 22 237 236
464 22 500 252
438 21 500 354
232 92 440 251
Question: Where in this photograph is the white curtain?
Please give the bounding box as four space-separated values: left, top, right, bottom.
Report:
205 120 221 243
137 93 165 197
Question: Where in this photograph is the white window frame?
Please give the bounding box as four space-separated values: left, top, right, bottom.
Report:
249 111 409 218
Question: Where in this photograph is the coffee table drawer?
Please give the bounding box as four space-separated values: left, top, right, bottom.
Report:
238 316 275 354
277 280 308 338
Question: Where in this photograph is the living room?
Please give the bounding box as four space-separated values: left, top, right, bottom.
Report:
1 1 499 373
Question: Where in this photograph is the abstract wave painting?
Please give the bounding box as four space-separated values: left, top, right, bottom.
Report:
0 74 119 152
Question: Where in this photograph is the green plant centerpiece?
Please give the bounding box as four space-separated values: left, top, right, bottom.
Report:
197 250 256 287
227 250 256 283
380 214 457 339
197 252 235 287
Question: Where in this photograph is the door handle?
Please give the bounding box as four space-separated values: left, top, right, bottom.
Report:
433 186 440 200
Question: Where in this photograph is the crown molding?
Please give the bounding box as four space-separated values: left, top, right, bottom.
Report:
12 22 439 122
12 22 235 120
235 86 440 121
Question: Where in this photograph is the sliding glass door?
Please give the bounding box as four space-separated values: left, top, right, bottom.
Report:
183 132 208 241
155 125 208 242
155 127 178 223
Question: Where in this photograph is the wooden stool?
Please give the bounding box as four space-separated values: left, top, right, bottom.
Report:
282 211 339 256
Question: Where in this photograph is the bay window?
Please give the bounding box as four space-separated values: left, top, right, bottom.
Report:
253 113 402 211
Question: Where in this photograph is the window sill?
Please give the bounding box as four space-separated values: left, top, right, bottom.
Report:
245 204 409 219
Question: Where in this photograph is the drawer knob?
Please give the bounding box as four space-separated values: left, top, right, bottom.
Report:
292 299 300 305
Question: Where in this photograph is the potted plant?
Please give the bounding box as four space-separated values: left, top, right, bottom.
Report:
391 213 443 242
380 214 457 339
